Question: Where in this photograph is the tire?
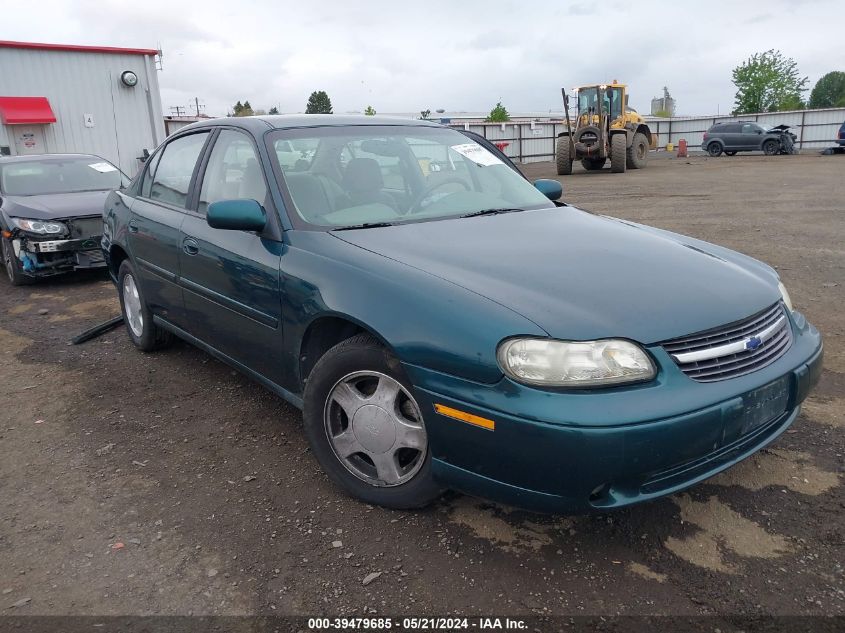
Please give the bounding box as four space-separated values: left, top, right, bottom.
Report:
610 134 627 173
2 237 35 286
117 259 173 352
725 151 737 156
581 157 605 171
707 142 723 157
626 132 649 169
762 139 779 156
303 333 440 509
556 136 573 175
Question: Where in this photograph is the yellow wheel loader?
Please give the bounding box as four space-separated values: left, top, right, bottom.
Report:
556 82 654 175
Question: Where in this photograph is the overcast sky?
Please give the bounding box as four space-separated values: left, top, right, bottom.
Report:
2 0 841 117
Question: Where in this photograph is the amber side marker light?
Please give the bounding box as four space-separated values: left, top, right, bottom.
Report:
434 403 495 431
1 231 12 239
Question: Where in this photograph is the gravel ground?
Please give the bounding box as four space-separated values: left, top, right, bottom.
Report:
0 152 842 618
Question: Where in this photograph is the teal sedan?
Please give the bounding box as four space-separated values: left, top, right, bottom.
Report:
102 115 822 513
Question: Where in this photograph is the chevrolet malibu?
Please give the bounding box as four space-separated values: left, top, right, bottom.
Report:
102 115 822 513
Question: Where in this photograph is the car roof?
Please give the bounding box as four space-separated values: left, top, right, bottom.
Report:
177 114 444 134
0 153 106 164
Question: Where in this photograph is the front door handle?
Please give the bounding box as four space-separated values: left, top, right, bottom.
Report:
128 220 139 233
182 237 199 256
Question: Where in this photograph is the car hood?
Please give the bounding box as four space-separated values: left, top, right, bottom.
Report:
331 207 781 344
0 190 111 220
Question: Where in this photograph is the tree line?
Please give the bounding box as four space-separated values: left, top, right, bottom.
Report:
228 91 377 116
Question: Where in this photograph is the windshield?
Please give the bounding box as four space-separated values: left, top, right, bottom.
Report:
0 157 126 196
269 125 554 229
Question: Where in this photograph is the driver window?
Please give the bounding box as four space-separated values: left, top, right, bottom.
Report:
198 130 267 214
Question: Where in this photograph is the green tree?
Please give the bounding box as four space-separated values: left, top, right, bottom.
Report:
731 50 808 114
305 91 333 114
808 71 845 108
268 106 280 115
652 109 671 118
485 101 510 122
364 105 376 116
420 109 431 120
232 100 254 117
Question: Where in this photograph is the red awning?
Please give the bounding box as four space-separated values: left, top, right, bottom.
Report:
0 97 57 124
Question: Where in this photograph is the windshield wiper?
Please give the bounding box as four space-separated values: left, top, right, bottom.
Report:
332 221 396 231
460 207 525 219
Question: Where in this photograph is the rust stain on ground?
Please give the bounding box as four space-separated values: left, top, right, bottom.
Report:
627 562 667 583
447 497 572 553
801 397 844 429
710 448 839 495
664 495 792 574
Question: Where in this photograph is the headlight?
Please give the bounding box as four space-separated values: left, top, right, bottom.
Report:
497 338 656 388
10 218 66 235
778 280 793 312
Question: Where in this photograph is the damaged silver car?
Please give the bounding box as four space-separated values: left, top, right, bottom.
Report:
0 154 127 285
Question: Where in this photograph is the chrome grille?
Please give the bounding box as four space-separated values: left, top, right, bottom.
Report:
662 303 792 382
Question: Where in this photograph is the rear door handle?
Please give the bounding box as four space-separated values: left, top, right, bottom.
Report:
182 237 199 256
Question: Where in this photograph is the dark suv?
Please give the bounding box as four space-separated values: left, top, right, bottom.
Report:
702 121 788 157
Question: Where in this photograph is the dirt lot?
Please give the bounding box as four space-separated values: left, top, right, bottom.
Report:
1 153 843 619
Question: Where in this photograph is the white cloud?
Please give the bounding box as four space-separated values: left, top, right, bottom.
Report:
1 0 840 117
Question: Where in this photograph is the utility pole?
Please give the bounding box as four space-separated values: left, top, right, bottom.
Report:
170 105 185 116
193 97 206 117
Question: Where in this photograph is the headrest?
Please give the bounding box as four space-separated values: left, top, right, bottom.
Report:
342 158 384 193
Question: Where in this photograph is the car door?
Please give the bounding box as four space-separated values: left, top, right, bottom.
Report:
741 123 763 150
178 128 285 384
129 131 210 325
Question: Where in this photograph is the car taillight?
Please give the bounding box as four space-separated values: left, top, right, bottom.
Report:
702 132 708 141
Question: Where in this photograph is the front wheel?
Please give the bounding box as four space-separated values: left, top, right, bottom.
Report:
2 237 34 286
303 334 440 509
762 139 779 156
610 134 627 173
556 136 573 175
117 259 173 352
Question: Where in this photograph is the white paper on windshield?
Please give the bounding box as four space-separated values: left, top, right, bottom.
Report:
450 143 503 167
88 162 117 173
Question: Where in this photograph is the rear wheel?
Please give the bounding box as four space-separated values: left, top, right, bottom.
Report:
725 151 737 156
2 237 34 286
610 134 627 173
303 334 440 509
762 139 779 156
581 157 605 171
556 136 573 175
707 142 723 157
117 259 173 352
626 132 649 169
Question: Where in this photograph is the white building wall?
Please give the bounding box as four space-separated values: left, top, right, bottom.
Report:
0 46 165 176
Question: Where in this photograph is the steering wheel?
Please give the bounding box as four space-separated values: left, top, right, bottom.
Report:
408 178 472 214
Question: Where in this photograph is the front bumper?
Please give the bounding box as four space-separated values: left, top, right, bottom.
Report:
406 312 822 513
12 235 105 276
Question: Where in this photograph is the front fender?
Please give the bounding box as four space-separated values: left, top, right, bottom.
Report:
279 230 547 388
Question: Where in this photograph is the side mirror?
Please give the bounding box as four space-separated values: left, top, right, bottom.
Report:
533 179 563 201
207 199 267 232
